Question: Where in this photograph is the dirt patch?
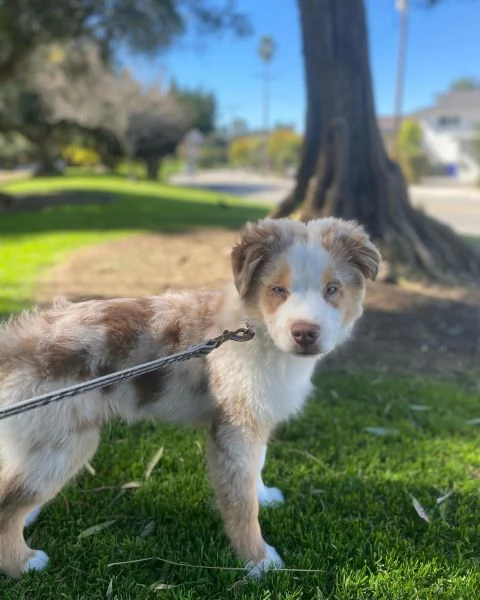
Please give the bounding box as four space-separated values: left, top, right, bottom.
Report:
36 229 480 378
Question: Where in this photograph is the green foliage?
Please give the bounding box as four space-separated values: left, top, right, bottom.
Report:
266 128 302 173
198 132 229 168
171 84 217 134
397 119 428 184
258 35 276 63
62 145 100 167
228 128 302 173
0 0 251 83
228 135 263 168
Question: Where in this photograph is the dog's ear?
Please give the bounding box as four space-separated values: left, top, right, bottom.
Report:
231 219 286 297
322 219 381 281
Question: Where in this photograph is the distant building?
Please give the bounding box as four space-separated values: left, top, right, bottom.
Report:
378 89 480 183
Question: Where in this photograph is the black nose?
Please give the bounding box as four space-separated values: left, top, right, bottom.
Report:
291 321 320 348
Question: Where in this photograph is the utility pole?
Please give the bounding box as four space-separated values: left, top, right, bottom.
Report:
257 36 276 172
393 0 409 157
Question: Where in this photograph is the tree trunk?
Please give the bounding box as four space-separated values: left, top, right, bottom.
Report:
271 0 480 283
145 156 160 181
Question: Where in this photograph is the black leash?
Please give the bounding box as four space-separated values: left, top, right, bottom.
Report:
0 327 254 422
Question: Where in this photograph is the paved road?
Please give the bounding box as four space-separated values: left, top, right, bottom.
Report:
171 169 480 237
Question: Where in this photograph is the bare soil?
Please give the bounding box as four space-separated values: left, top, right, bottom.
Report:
36 229 480 378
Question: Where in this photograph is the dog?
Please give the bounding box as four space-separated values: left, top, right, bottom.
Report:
0 217 380 579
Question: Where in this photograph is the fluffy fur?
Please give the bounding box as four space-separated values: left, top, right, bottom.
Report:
0 217 380 579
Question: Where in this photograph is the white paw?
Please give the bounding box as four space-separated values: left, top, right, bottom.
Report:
247 544 284 578
22 550 49 573
24 506 41 527
258 485 285 507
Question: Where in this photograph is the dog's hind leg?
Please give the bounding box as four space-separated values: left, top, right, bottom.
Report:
0 476 49 579
207 422 284 577
257 444 285 507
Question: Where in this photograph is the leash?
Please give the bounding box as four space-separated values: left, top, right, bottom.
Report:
0 326 255 422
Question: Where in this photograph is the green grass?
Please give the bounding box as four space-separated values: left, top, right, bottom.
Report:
1 173 480 597
1 375 480 599
0 173 267 314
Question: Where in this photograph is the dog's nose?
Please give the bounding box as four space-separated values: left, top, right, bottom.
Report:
291 321 320 348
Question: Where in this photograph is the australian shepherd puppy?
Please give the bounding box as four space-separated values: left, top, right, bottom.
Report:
0 217 380 579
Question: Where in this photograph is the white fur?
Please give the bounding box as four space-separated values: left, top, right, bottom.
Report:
247 544 284 578
24 506 41 528
257 445 284 506
22 550 49 573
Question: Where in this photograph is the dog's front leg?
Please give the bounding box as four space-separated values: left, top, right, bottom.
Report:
207 420 284 577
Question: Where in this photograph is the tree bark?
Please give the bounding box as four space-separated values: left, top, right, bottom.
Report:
271 0 480 283
145 156 160 180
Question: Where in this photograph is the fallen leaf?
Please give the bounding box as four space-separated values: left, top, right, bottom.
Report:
150 582 179 591
364 427 400 437
85 461 96 475
466 418 480 425
78 520 117 539
410 494 430 523
409 404 432 412
330 390 339 399
145 447 164 479
120 481 142 490
106 578 113 599
139 520 155 538
436 490 454 505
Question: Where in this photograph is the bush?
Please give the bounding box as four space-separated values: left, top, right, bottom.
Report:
62 145 100 167
266 128 302 174
228 136 263 169
396 120 428 183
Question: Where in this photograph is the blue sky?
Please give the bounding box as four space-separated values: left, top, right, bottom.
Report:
123 0 480 133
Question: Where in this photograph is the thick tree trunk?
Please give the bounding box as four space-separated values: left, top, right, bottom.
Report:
145 156 160 181
271 0 480 283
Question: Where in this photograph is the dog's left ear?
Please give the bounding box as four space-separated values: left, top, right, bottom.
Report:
231 219 286 297
323 219 381 281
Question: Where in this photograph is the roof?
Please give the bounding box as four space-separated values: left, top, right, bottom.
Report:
413 90 480 117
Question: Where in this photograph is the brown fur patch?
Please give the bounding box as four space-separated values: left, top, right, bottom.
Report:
320 220 381 280
0 476 37 534
260 262 291 315
100 298 153 361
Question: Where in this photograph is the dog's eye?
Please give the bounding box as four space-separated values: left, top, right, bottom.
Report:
325 284 339 296
272 286 287 295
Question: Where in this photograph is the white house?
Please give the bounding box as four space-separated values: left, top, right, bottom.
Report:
379 89 480 183
413 90 480 183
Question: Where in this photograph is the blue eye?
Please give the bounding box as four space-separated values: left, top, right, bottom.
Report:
272 286 287 295
326 284 338 296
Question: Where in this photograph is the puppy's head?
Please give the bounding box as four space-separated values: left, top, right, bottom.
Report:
231 217 381 357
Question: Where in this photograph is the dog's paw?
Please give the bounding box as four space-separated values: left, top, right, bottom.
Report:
247 544 284 578
24 506 41 528
22 550 49 573
258 485 285 507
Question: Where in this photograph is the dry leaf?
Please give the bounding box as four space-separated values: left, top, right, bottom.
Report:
150 582 179 591
410 494 430 523
78 520 117 539
139 520 155 538
85 461 96 475
409 404 432 412
121 481 142 490
436 490 454 505
145 447 164 479
466 418 480 425
364 427 400 437
330 390 339 399
106 578 113 599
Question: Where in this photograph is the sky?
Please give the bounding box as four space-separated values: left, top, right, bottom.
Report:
123 0 480 133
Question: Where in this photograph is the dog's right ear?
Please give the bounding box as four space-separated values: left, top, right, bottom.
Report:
231 219 285 298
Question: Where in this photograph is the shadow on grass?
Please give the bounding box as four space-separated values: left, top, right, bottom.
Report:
0 189 268 236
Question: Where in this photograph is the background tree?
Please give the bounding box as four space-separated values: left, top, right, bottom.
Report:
449 77 480 91
396 119 428 183
170 83 217 134
0 0 250 84
257 35 276 170
270 0 479 282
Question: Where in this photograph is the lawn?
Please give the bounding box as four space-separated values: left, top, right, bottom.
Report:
1 174 480 599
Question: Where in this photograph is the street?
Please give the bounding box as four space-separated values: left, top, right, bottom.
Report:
171 169 480 237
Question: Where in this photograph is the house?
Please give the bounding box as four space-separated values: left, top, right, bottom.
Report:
378 89 480 183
